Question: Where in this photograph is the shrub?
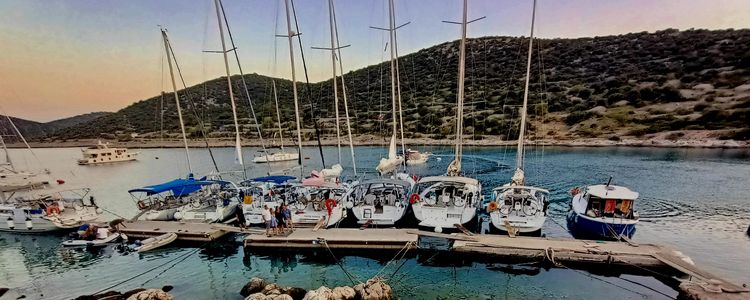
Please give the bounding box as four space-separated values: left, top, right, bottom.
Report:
565 111 594 125
693 103 709 111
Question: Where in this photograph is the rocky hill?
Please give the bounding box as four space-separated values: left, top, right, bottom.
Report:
49 28 750 142
0 112 111 141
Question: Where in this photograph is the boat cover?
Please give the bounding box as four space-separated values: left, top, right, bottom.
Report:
250 175 296 184
128 177 215 197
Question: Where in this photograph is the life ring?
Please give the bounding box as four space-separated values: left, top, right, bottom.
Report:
409 193 420 204
488 201 499 212
46 206 61 215
324 199 336 215
570 187 580 196
137 201 147 210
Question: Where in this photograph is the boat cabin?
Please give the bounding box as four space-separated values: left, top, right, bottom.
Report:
414 176 480 208
348 179 411 212
576 185 639 219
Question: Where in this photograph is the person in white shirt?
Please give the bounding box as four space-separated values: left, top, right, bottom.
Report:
262 204 272 236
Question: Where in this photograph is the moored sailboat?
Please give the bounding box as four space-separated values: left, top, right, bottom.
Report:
487 0 549 234
410 0 482 233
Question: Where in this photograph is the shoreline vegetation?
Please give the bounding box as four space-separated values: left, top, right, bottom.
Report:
9 135 748 149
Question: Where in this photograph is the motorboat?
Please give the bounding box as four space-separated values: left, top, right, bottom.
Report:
252 151 299 163
174 180 240 223
134 232 177 252
344 174 415 226
127 175 218 221
240 175 297 226
63 224 127 247
78 141 138 165
410 176 482 232
567 184 640 240
1 187 103 233
405 149 431 165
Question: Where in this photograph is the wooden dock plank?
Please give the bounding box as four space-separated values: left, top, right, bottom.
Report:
244 228 417 250
119 220 228 242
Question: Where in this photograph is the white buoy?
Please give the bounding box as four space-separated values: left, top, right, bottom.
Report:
173 211 183 220
345 201 354 209
6 218 14 230
434 226 443 233
25 218 33 230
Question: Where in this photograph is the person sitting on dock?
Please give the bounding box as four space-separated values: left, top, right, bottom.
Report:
262 205 272 236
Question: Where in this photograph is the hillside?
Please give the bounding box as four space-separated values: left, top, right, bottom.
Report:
50 28 750 142
0 112 111 141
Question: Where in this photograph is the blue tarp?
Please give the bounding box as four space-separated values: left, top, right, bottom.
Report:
128 177 215 197
249 175 296 185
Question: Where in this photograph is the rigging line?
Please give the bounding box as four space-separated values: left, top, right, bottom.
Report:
321 239 362 285
166 36 220 174
372 241 412 279
218 0 273 175
290 0 327 169
92 243 207 295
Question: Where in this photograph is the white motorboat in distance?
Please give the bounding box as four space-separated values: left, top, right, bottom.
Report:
252 151 299 163
78 141 138 165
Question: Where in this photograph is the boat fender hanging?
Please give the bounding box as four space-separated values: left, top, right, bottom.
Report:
6 217 14 230
488 201 499 212
56 179 65 185
324 199 336 215
395 201 402 208
46 206 61 215
570 187 580 196
25 217 33 230
137 201 147 210
409 193 421 204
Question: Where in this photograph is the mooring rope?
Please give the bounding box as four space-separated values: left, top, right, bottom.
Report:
373 241 414 279
320 239 362 285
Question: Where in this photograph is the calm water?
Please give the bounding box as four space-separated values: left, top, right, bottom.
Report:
1 146 749 299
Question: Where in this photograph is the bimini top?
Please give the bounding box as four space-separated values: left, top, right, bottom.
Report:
250 175 297 185
587 184 639 200
128 177 216 197
417 176 479 186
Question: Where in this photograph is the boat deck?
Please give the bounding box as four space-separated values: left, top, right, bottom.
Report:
244 228 417 250
118 220 228 242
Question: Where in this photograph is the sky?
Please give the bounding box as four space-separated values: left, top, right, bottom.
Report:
1 0 749 122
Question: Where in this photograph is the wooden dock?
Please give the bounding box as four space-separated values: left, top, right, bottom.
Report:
244 228 417 250
118 220 229 242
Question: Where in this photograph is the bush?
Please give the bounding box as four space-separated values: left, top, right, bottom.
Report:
565 111 594 125
693 103 709 111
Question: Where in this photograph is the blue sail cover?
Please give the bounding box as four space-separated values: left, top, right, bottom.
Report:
250 175 296 184
128 178 215 197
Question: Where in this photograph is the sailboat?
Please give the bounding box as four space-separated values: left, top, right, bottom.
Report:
487 0 550 234
0 117 102 232
252 81 299 163
410 0 482 233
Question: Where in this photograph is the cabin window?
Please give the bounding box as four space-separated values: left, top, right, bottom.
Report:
92 154 98 158
587 196 634 218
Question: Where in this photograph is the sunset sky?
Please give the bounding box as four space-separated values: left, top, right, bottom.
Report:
1 0 749 122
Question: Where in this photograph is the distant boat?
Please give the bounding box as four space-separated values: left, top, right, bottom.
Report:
78 141 138 165
376 134 404 175
567 184 640 240
252 80 299 164
405 149 431 165
487 0 550 235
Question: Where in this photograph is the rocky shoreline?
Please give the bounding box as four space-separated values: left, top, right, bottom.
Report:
8 135 749 149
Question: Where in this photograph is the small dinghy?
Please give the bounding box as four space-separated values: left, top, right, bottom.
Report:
134 232 177 253
63 224 126 247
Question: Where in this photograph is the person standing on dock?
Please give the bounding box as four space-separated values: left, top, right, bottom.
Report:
262 204 272 236
282 204 293 232
270 207 279 235
275 205 285 233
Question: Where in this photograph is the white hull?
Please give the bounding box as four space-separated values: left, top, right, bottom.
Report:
351 204 406 225
143 207 181 221
412 203 476 229
63 232 125 247
0 206 101 233
489 212 545 233
136 232 178 252
78 156 137 165
252 152 299 163
291 203 345 228
78 141 138 165
176 202 238 223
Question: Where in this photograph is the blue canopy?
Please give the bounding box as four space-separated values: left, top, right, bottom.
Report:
249 175 296 185
128 177 216 197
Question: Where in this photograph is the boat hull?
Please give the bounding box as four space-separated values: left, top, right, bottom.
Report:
411 203 476 230
177 203 238 223
566 211 637 240
252 152 299 163
78 154 138 165
351 204 407 226
489 212 545 233
291 205 345 228
143 208 180 221
0 207 100 233
242 201 283 225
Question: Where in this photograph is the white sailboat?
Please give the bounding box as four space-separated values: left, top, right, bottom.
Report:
488 0 550 234
252 81 299 163
0 117 102 233
410 0 482 233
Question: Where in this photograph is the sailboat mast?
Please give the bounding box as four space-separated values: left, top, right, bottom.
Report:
331 0 357 175
387 0 398 146
390 0 406 165
161 29 192 174
272 80 285 151
452 0 469 174
284 0 304 177
516 0 536 171
213 0 245 177
327 0 342 164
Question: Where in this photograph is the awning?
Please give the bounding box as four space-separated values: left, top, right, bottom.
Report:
128 177 216 197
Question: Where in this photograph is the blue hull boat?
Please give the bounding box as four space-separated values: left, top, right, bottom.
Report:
566 211 636 240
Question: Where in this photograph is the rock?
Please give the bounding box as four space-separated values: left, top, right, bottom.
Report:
587 106 607 116
692 83 715 92
122 289 147 299
613 100 629 107
281 287 307 300
735 84 750 92
126 289 173 300
353 278 393 300
302 286 333 300
247 293 294 300
241 277 268 297
263 283 282 295
246 293 269 300
331 286 356 300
